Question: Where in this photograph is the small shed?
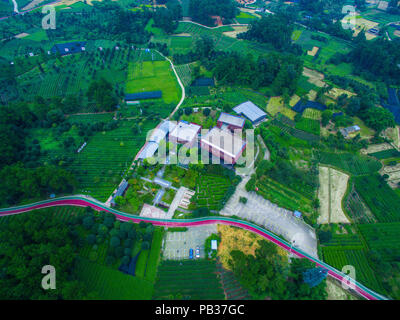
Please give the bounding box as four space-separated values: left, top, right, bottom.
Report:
294 210 302 218
211 240 218 250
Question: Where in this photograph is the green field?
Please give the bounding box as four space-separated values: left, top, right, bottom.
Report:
322 247 382 292
295 117 321 136
368 149 400 160
354 175 400 223
359 223 400 261
126 60 181 104
145 228 164 281
256 177 313 214
236 11 258 24
153 260 225 300
32 114 157 201
74 257 154 299
314 151 382 176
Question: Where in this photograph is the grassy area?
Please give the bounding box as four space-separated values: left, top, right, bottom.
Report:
352 117 375 138
126 60 181 104
145 18 164 36
145 228 164 282
236 11 258 24
267 97 297 120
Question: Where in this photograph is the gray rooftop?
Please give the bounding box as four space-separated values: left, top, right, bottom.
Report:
154 177 172 189
218 112 245 128
137 142 159 159
233 101 267 123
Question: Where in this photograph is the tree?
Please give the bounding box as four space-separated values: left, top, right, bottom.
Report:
86 234 96 245
203 108 211 116
141 241 150 250
110 236 121 247
321 110 333 126
83 216 95 230
364 107 395 133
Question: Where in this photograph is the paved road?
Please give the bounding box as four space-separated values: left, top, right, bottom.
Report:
0 195 388 300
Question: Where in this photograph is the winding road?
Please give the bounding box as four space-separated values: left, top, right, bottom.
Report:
0 195 389 301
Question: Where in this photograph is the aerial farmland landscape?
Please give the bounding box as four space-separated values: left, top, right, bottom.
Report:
0 0 400 307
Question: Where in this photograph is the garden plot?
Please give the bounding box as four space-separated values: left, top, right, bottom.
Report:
175 63 193 87
289 94 301 107
383 126 400 149
326 87 356 100
267 96 297 120
380 163 400 189
361 142 394 155
303 108 322 120
307 46 319 56
318 166 350 224
349 18 379 38
302 67 326 88
223 26 249 38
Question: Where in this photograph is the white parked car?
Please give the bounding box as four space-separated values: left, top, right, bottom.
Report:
195 246 200 258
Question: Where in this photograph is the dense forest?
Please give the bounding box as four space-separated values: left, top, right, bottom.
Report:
213 52 303 96
238 14 301 53
188 0 237 26
0 208 156 299
229 240 327 299
45 1 152 43
0 210 91 299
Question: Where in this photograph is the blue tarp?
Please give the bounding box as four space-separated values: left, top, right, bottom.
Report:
388 88 400 106
119 251 140 276
303 268 328 288
125 91 162 101
294 210 302 218
383 88 400 125
192 77 215 87
292 100 327 113
50 41 86 56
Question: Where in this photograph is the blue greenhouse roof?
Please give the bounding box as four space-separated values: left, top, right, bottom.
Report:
50 41 86 55
292 100 327 113
125 91 162 101
233 101 266 123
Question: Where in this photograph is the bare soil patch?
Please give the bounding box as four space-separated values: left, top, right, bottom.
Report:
318 166 350 224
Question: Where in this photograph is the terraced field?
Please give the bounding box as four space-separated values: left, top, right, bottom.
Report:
153 260 225 300
322 247 382 292
74 257 154 299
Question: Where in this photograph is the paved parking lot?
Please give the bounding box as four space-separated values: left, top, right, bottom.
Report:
221 177 318 258
162 225 217 260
